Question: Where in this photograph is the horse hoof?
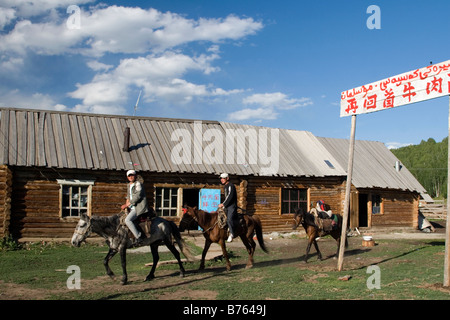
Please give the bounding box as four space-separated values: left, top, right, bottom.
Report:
245 265 253 269
180 272 185 278
145 275 155 282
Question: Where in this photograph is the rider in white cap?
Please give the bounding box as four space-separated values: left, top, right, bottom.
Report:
121 170 149 245
218 173 238 242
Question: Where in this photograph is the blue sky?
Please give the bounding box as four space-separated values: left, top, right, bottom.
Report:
1 0 450 149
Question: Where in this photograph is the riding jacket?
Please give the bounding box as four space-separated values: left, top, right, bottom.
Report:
127 180 149 216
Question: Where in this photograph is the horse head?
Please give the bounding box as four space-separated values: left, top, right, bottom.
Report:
71 211 92 247
292 207 305 230
178 206 197 231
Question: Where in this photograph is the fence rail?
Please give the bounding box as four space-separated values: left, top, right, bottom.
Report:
420 200 447 220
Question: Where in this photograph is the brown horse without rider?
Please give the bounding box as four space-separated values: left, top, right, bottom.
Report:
179 206 268 271
292 207 347 262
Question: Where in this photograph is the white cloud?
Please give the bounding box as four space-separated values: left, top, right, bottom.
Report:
244 92 312 110
0 0 94 19
69 50 232 110
228 92 313 122
228 107 278 121
86 60 113 71
0 89 68 111
0 7 15 30
0 5 263 57
385 142 413 149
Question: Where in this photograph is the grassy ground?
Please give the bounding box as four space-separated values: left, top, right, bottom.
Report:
0 236 450 300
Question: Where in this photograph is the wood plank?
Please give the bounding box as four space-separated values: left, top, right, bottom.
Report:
89 116 107 169
69 114 86 168
77 115 93 169
8 110 17 165
111 117 132 170
0 110 10 164
83 116 100 169
104 117 125 170
44 112 58 167
16 111 27 166
27 111 35 166
97 116 115 169
51 113 68 168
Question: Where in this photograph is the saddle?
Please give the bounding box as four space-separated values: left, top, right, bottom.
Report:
310 208 338 235
216 207 246 232
119 208 156 239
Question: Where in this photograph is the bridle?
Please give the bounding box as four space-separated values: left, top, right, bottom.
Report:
181 209 218 234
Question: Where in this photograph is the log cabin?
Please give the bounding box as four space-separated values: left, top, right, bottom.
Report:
0 108 429 240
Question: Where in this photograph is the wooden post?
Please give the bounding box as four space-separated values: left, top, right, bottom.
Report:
444 96 450 286
337 114 357 271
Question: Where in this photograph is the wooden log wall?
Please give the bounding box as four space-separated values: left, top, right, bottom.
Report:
6 166 420 239
359 188 419 228
246 176 346 232
0 165 12 237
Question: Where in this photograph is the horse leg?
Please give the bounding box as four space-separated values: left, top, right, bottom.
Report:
304 239 312 263
219 239 232 271
199 239 212 271
103 248 117 279
145 244 159 281
240 235 255 269
164 239 185 278
119 247 128 285
313 239 322 261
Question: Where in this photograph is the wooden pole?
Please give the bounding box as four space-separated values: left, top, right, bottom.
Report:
337 114 357 271
444 96 450 286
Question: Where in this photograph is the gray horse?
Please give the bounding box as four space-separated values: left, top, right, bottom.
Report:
71 211 193 285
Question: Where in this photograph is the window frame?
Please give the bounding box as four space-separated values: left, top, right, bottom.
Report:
57 179 94 219
155 186 179 217
281 188 308 214
371 194 383 215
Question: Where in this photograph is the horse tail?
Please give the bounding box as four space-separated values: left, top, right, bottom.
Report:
168 220 195 262
253 216 269 253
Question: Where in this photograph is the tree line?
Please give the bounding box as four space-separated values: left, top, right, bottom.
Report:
391 137 448 199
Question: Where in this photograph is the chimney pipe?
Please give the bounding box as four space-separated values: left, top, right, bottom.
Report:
123 127 130 152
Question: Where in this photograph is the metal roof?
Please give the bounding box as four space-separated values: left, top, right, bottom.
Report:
0 108 429 195
317 137 427 194
0 108 346 178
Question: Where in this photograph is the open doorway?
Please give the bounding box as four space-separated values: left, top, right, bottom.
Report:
358 193 368 227
182 188 199 230
182 188 199 208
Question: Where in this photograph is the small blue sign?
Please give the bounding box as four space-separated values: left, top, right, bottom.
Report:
199 189 221 213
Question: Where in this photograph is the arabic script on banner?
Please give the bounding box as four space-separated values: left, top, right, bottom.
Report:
340 60 450 117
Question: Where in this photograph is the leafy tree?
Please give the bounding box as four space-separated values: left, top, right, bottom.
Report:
391 137 448 198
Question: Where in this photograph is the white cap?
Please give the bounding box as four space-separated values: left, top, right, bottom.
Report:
126 170 136 176
219 173 229 179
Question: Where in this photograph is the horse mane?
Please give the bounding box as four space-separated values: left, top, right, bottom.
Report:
194 208 217 228
90 214 121 237
295 208 317 228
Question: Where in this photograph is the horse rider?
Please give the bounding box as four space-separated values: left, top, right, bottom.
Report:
121 170 149 245
218 173 238 242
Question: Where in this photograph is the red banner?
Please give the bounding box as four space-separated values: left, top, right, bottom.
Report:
341 60 450 117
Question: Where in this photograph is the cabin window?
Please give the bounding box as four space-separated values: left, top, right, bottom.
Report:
57 180 94 218
155 187 178 217
372 194 382 214
281 188 308 214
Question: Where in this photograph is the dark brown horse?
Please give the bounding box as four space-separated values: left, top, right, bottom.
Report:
292 207 347 262
179 206 268 271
